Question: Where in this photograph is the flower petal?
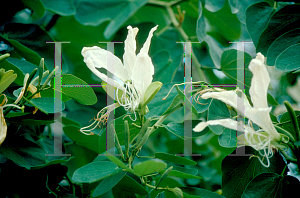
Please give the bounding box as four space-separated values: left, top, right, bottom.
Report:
131 52 154 98
82 46 129 82
193 118 240 132
245 107 281 141
123 26 139 77
201 90 251 115
140 25 158 55
249 53 270 108
84 54 124 90
131 26 157 98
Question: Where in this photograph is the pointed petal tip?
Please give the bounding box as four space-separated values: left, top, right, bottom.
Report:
256 52 265 63
193 122 208 132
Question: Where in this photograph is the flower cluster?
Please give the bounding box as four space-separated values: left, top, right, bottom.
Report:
81 25 158 133
193 53 287 167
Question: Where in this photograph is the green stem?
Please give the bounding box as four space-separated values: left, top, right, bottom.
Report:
281 164 288 176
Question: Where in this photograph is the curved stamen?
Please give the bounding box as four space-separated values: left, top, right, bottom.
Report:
116 81 140 112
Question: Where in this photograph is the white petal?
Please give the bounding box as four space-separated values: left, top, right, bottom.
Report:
201 90 251 115
249 53 270 108
140 25 158 55
245 107 281 140
131 52 154 98
193 118 241 132
123 26 139 77
82 46 129 81
84 54 124 90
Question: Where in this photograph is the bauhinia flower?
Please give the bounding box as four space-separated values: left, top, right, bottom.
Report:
0 94 24 145
193 53 287 167
80 25 162 134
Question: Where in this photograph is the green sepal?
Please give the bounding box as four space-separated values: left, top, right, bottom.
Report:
141 81 162 108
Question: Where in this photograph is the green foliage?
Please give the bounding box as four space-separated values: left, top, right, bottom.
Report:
2 0 300 197
241 173 299 197
222 146 286 198
61 74 97 105
155 152 197 165
208 99 237 147
133 160 167 176
72 161 120 183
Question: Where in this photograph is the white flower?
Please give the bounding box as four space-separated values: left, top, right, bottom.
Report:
193 53 285 167
82 25 158 113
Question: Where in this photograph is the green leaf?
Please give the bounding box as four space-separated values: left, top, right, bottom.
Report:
172 166 198 175
151 29 183 83
40 88 71 102
74 0 147 39
229 0 263 24
192 97 212 114
5 112 31 118
167 170 201 179
241 173 299 197
279 111 300 139
21 0 45 18
163 122 205 139
6 114 56 125
92 171 126 197
0 69 17 94
256 4 300 55
133 159 167 176
113 175 148 195
126 5 170 29
221 49 252 93
72 161 120 183
181 187 225 198
162 95 183 116
0 34 45 70
41 0 75 16
197 2 206 43
275 43 300 72
155 152 197 166
205 0 225 12
222 146 286 198
175 86 198 116
267 28 300 66
30 97 65 114
246 2 274 47
63 125 102 153
267 92 278 106
208 99 237 147
0 134 71 169
203 1 241 41
147 83 184 122
61 74 97 105
105 114 144 146
2 23 65 70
